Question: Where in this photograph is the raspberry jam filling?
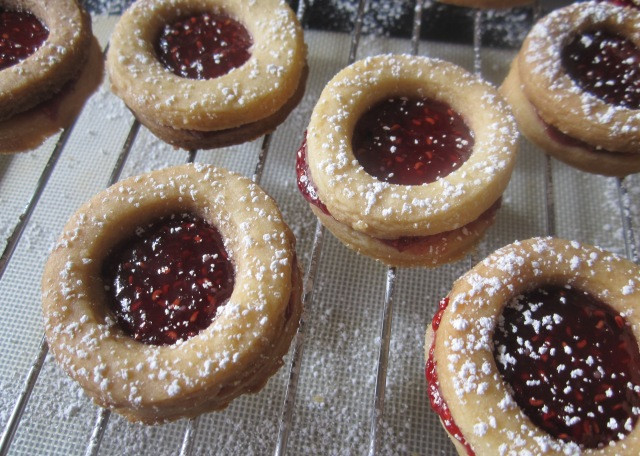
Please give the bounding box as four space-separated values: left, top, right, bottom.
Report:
534 108 630 155
352 97 474 185
155 12 252 80
102 213 235 346
0 9 49 71
295 134 330 216
379 198 501 252
426 297 475 456
543 118 604 152
494 286 640 448
561 29 640 110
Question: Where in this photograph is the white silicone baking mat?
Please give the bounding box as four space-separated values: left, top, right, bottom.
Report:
0 3 638 456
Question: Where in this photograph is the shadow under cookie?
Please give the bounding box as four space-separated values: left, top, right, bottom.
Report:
0 37 104 154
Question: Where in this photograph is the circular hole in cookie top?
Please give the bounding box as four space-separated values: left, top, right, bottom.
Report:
352 97 474 186
561 29 640 110
155 11 252 80
0 9 49 71
493 285 640 448
101 213 235 346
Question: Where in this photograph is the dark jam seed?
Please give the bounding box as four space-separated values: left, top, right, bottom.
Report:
493 286 640 448
561 29 640 110
352 97 474 186
295 134 330 215
155 12 252 80
102 213 235 346
0 9 49 71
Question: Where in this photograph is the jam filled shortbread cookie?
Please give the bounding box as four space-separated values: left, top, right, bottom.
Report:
297 55 518 267
426 237 640 455
501 1 640 176
107 0 307 150
0 0 92 123
42 164 302 423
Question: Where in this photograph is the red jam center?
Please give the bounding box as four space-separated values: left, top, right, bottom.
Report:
102 213 235 346
0 9 49 71
494 286 640 448
561 29 640 110
155 12 252 80
352 97 474 186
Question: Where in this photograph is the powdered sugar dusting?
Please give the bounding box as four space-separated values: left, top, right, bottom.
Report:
520 1 640 153
431 237 640 454
41 163 299 423
306 53 518 240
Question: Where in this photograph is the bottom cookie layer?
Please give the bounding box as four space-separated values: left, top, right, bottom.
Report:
311 202 498 268
136 65 308 150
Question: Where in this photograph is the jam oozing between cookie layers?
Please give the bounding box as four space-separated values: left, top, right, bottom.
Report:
352 97 474 185
561 29 640 110
494 286 640 448
0 9 49 71
426 297 476 456
155 12 252 80
378 198 500 252
542 115 610 152
536 107 633 156
296 134 330 215
102 213 235 346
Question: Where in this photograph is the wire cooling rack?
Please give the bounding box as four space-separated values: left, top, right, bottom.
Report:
0 1 638 455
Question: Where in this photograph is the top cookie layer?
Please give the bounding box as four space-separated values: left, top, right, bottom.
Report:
107 0 307 132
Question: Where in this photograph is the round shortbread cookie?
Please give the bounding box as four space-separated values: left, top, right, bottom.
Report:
42 164 302 423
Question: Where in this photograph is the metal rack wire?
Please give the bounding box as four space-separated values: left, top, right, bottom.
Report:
0 1 638 455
